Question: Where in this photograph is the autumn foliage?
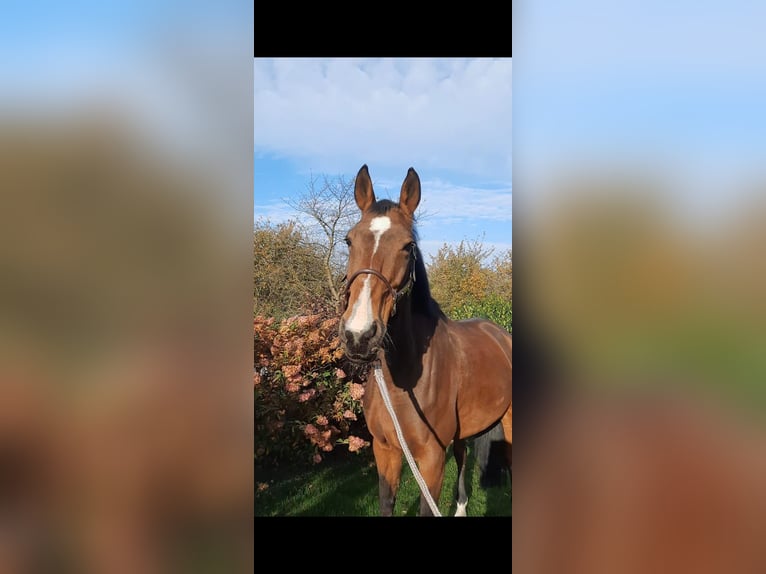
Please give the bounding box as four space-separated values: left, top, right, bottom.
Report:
428 239 512 316
254 311 371 467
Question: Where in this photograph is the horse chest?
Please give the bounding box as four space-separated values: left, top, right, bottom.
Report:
362 374 456 446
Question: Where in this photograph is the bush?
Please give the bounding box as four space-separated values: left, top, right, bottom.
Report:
450 295 512 333
254 311 371 468
427 239 494 315
254 220 334 320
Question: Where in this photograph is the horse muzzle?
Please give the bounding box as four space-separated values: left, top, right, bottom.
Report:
339 318 385 364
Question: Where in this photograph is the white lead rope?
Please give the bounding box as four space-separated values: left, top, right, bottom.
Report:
373 365 442 517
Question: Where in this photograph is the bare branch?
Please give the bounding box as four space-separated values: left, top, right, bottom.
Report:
283 173 358 304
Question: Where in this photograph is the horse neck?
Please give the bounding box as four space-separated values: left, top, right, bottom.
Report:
378 247 444 379
380 291 441 383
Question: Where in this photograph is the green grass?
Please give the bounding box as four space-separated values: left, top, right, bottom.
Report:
254 445 511 517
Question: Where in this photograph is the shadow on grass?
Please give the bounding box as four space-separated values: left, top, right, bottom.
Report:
485 472 512 517
255 443 512 517
255 454 379 516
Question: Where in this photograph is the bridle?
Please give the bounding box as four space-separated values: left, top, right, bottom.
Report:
338 243 417 318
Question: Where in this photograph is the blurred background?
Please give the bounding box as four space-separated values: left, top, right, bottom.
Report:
513 1 766 572
4 0 766 567
1 1 253 572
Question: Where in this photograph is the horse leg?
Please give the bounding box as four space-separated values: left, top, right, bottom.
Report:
415 445 446 517
501 406 513 476
453 438 469 516
372 439 403 516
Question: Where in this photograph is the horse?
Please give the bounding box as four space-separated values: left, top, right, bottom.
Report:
338 164 512 516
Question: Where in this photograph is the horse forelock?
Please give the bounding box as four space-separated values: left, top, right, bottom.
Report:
368 199 398 215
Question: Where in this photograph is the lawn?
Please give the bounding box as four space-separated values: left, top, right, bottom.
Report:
254 444 511 517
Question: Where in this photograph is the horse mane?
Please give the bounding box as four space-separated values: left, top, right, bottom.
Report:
411 233 446 320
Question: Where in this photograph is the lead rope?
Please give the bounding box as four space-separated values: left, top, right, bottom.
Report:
373 364 442 517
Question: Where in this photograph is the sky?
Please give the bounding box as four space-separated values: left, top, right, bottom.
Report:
253 58 513 265
514 0 766 226
3 0 766 243
1 0 252 216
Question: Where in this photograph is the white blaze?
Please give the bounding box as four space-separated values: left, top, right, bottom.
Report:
369 216 391 255
346 276 372 334
346 216 391 335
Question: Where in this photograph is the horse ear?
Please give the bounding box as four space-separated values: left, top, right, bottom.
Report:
354 164 375 211
399 167 421 216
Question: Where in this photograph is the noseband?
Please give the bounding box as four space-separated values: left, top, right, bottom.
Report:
338 246 417 318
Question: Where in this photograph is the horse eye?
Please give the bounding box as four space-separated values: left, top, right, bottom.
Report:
402 241 415 252
344 236 352 247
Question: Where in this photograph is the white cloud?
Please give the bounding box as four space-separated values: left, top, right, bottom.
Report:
417 180 512 223
253 201 297 225
254 58 512 180
256 178 511 232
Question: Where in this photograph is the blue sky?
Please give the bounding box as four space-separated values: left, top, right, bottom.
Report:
253 58 513 264
514 0 766 225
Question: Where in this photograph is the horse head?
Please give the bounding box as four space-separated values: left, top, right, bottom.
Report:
338 165 420 363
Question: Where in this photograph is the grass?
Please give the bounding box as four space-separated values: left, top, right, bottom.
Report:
254 444 511 517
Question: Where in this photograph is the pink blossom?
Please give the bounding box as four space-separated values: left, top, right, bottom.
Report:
349 383 365 401
313 454 322 464
298 389 316 402
343 409 357 421
303 424 318 437
281 364 301 378
315 415 329 426
320 317 339 331
285 382 300 393
348 435 370 453
335 368 346 379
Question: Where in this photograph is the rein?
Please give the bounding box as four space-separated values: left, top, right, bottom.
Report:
373 364 442 517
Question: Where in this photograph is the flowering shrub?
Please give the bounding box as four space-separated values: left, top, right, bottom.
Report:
254 311 371 467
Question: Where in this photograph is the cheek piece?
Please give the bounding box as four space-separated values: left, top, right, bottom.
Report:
338 247 416 318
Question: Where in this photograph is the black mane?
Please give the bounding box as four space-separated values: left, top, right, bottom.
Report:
411 237 446 320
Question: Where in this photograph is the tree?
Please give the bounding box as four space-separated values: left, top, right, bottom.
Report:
285 173 358 301
489 248 513 301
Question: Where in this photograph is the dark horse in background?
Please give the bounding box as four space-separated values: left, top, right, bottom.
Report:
338 165 512 516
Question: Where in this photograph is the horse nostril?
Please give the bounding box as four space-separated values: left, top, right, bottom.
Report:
343 324 379 355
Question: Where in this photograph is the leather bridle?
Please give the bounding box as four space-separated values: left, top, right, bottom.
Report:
338 245 417 318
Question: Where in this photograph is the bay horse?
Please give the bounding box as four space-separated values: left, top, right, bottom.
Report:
338 165 512 516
